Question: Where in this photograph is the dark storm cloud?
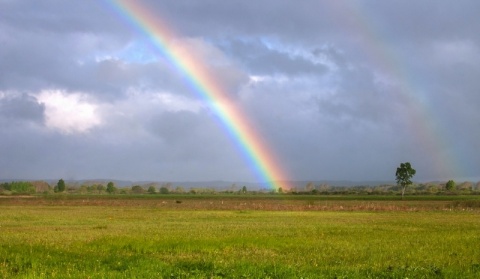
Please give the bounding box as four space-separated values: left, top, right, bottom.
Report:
359 1 480 44
0 0 139 98
0 1 122 34
0 93 45 124
0 0 479 182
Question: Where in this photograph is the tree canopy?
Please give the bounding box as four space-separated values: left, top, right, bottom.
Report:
56 179 66 192
395 162 416 199
446 180 456 191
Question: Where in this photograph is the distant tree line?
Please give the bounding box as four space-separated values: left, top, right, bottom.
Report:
1 179 480 196
288 181 479 196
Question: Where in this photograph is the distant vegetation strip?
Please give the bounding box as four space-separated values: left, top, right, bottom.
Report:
1 179 480 196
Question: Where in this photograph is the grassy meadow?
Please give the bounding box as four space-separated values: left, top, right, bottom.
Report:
1 195 480 278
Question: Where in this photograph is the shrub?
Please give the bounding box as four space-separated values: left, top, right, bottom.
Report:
1 181 35 194
131 185 145 194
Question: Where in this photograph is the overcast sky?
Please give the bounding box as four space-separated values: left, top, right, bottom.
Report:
1 0 479 183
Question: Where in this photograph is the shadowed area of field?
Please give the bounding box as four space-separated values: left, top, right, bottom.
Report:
1 194 480 211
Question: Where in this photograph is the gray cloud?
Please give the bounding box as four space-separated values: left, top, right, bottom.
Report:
0 1 479 183
0 93 45 124
221 39 329 76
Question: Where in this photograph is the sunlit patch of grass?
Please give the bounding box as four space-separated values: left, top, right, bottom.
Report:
0 201 479 278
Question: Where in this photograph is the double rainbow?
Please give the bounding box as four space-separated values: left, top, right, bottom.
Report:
107 0 291 190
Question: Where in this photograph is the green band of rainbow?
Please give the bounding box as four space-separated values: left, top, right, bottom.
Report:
107 0 291 190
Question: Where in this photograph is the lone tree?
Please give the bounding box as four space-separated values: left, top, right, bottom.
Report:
159 186 169 194
395 162 416 199
56 179 66 193
148 185 157 194
106 181 116 194
445 180 456 191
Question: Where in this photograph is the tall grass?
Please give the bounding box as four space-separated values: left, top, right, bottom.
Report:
0 203 479 278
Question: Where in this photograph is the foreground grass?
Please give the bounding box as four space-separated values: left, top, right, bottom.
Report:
0 200 479 278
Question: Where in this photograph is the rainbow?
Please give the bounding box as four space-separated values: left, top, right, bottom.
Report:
106 0 291 190
329 2 463 180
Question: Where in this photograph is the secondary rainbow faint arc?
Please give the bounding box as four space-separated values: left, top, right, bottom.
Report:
333 1 462 178
107 0 291 190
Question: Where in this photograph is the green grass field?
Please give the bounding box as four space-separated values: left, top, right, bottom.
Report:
1 196 480 278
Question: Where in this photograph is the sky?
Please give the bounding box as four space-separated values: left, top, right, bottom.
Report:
1 0 479 184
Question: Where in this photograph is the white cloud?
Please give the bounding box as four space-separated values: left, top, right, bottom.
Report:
120 89 204 114
36 90 101 134
153 92 203 113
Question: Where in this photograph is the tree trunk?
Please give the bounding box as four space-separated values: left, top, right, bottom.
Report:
401 186 406 200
